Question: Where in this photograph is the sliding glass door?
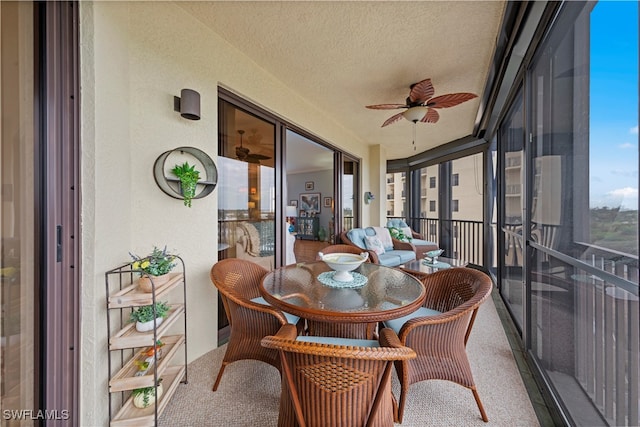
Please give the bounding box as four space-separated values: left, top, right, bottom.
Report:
1 2 80 422
499 88 526 330
1 1 37 417
216 90 361 342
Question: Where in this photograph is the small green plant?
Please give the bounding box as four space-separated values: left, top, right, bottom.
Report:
132 378 163 408
130 246 176 276
130 301 171 324
171 161 200 207
388 227 412 242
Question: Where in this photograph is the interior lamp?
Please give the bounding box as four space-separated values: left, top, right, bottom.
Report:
286 205 297 232
286 205 297 219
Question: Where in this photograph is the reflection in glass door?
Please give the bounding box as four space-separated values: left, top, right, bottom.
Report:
217 100 276 342
342 158 358 231
285 130 334 244
1 0 36 418
499 88 525 329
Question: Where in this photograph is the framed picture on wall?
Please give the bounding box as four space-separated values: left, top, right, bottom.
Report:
323 197 332 208
305 181 314 191
299 193 321 214
290 200 298 207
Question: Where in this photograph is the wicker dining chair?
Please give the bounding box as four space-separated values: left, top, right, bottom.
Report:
383 267 493 423
209 258 303 391
261 324 416 427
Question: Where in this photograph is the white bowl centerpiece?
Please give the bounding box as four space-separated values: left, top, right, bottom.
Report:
318 252 369 282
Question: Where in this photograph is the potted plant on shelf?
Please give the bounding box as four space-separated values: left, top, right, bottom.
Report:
130 246 176 292
132 378 163 409
130 301 171 332
171 161 200 207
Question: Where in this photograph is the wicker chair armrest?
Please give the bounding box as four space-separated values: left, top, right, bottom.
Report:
400 288 491 342
272 323 299 340
410 230 425 240
223 290 289 325
392 238 416 252
339 232 381 263
263 326 416 361
361 248 381 264
397 307 473 343
378 328 413 358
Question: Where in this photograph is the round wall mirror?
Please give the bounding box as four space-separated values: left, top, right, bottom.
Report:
153 146 217 202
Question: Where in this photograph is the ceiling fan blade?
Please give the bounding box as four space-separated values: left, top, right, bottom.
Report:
248 153 271 160
408 79 435 104
420 108 440 124
427 92 478 109
366 103 407 110
381 112 404 127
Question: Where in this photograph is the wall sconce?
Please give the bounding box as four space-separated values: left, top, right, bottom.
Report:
173 88 201 120
364 192 375 204
247 201 256 210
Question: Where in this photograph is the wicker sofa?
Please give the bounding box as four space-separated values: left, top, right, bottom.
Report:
386 219 440 258
340 226 416 267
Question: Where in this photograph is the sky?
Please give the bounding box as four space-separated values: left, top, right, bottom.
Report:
589 1 639 210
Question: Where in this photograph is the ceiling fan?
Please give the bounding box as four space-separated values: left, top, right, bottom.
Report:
235 130 271 164
366 78 478 127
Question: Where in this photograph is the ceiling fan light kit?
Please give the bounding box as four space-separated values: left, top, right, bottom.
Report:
402 106 429 123
365 78 478 127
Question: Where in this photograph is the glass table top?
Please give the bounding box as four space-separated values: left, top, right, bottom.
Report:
401 256 464 274
260 261 425 322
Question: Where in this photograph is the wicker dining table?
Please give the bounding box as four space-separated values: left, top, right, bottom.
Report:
260 261 426 339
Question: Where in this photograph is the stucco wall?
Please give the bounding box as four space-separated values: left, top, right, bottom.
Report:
80 1 383 424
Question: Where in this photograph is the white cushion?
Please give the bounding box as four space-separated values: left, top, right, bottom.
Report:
251 296 300 325
383 306 442 334
401 226 413 239
364 235 386 255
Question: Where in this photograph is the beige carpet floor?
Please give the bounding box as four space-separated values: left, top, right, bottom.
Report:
160 295 539 426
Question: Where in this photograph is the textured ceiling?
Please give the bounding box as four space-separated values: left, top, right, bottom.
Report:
179 1 505 163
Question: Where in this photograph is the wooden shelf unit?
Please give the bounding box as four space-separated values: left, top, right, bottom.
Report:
105 257 188 426
110 365 186 427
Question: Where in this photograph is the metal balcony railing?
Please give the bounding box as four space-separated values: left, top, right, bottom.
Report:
387 217 484 265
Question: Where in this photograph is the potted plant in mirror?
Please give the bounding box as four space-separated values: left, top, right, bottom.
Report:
132 378 163 409
130 246 176 293
171 161 200 207
130 301 171 333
